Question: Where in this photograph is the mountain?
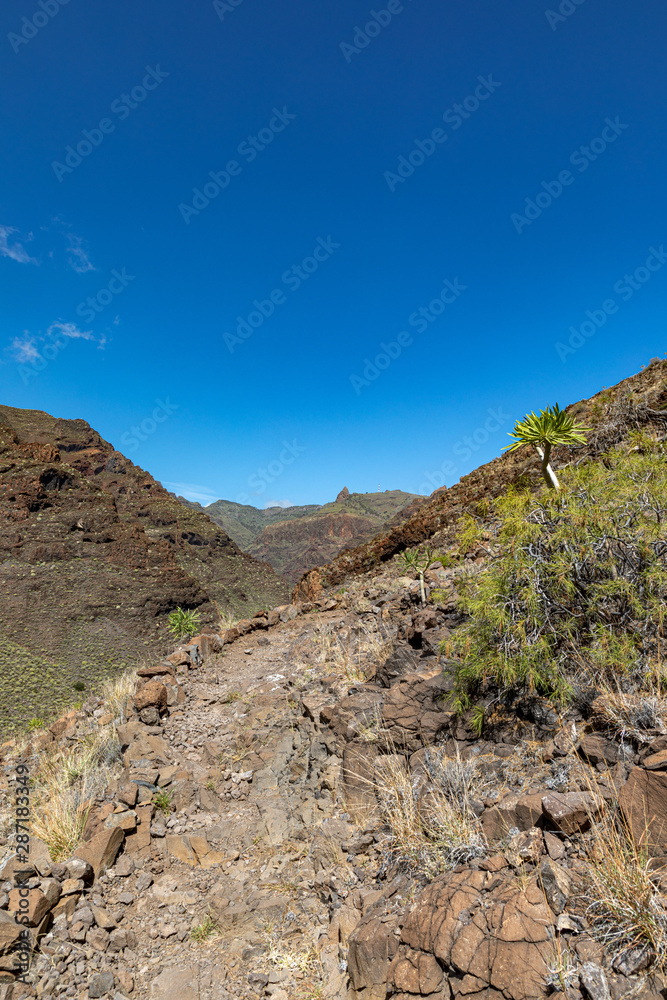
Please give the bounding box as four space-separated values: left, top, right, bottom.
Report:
190 488 422 583
295 358 667 599
0 405 289 733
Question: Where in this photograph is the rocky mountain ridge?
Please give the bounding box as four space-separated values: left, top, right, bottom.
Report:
0 405 288 736
192 490 421 584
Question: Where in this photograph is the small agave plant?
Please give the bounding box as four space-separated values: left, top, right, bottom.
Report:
167 606 202 639
504 403 589 490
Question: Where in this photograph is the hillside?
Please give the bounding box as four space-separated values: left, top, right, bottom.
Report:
194 488 422 583
2 361 667 1000
295 358 667 599
0 405 289 734
5 361 667 1000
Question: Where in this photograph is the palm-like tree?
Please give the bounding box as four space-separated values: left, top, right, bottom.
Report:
504 404 589 490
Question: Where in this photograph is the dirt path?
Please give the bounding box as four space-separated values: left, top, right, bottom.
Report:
82 609 352 1000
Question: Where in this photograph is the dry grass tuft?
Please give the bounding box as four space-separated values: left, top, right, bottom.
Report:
30 726 123 861
312 623 393 685
580 811 667 971
593 688 667 743
98 669 137 722
373 747 486 878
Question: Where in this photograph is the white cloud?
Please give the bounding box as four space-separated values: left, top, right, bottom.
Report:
65 233 95 273
11 334 40 363
47 320 94 341
0 225 37 265
263 499 295 509
164 482 219 505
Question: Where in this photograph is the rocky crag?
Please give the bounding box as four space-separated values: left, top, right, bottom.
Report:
0 406 288 735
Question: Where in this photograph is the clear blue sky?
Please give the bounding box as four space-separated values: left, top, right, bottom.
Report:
1 0 665 507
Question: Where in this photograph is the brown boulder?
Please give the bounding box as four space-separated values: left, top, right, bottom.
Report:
577 734 618 767
480 792 545 841
538 858 572 915
619 766 667 854
541 792 603 834
375 644 420 688
136 663 175 679
0 911 21 956
133 679 167 714
8 888 51 927
75 826 124 877
382 670 453 751
398 869 554 1000
347 913 401 999
388 947 444 994
325 689 384 742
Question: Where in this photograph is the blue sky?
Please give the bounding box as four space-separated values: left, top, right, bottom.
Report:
1 0 665 507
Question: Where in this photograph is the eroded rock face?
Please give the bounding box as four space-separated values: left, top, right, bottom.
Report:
619 765 667 855
382 670 453 752
389 869 554 1000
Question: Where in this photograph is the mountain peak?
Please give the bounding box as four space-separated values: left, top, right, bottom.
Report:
336 486 350 502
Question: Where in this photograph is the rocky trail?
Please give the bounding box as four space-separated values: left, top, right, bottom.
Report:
2 557 667 1000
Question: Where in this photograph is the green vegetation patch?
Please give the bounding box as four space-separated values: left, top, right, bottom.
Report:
450 441 667 708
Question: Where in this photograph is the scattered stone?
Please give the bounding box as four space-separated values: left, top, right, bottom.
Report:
88 971 115 998
541 792 603 834
539 858 572 915
579 963 610 1000
75 827 125 877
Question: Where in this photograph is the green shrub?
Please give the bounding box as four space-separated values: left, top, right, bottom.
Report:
448 446 667 706
72 681 86 692
152 789 173 815
167 607 202 639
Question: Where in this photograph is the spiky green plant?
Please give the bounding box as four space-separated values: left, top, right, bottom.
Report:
504 403 589 490
167 607 202 639
400 546 437 604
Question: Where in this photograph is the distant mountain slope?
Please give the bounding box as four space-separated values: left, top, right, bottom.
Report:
294 359 667 598
191 489 421 583
0 405 289 734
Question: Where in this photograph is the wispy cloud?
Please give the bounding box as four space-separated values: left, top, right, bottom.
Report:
48 320 93 341
164 482 219 505
11 334 40 363
65 232 95 273
0 224 37 265
9 322 94 367
263 499 295 509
